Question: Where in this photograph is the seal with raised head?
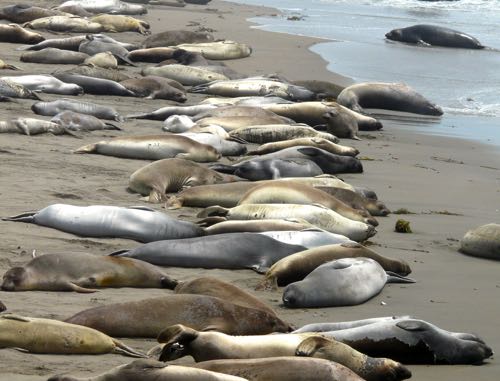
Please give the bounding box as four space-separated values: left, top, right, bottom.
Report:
157 325 411 381
128 158 239 203
47 359 247 381
2 252 178 293
0 23 44 44
460 223 500 260
32 98 124 121
3 204 205 243
337 82 443 116
386 24 484 49
257 242 411 290
0 314 144 356
65 294 292 337
20 48 89 64
75 135 221 162
110 233 307 274
283 257 414 308
1 75 83 95
51 111 121 131
120 76 187 101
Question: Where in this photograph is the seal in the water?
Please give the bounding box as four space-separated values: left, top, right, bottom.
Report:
32 98 124 121
20 48 89 64
64 294 292 337
282 257 414 308
3 204 205 243
0 314 144 356
75 135 221 162
460 223 500 260
47 359 247 381
2 252 177 292
110 233 307 273
257 242 411 290
128 158 239 202
386 24 484 49
337 82 443 116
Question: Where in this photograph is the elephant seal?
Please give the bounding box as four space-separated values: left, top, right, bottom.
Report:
0 59 20 70
292 79 345 98
0 301 5 312
211 158 324 181
194 115 291 132
0 24 44 44
3 204 204 243
53 3 93 17
197 204 376 242
258 229 351 249
52 72 136 96
127 47 179 62
306 317 493 365
386 24 484 49
0 314 143 356
58 0 147 15
75 135 221 162
110 233 307 273
142 64 229 86
158 326 410 381
16 35 87 51
91 14 150 34
1 75 83 95
128 158 239 203
23 16 104 33
47 359 247 381
460 223 500 260
283 257 414 308
79 34 136 66
229 124 339 144
32 98 124 121
65 294 292 337
127 104 218 120
120 76 187 101
0 118 71 136
238 182 377 226
192 105 283 121
2 252 177 292
174 40 252 60
204 219 315 235
337 82 443 116
57 65 131 82
179 132 247 156
247 137 358 156
142 30 214 48
51 111 121 131
0 79 42 100
174 277 277 316
0 4 69 23
257 242 412 290
316 186 390 217
83 51 118 69
20 48 89 64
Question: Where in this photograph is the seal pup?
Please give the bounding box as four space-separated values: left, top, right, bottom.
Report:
197 204 376 242
32 98 124 121
0 118 69 136
386 24 484 49
51 111 121 131
20 48 89 64
83 51 118 69
460 223 500 260
0 314 144 357
337 82 443 116
128 158 240 203
3 204 205 243
65 294 292 337
90 14 150 34
47 359 247 381
0 24 44 44
1 75 83 95
257 242 412 290
157 325 410 381
23 16 104 33
302 317 493 365
75 135 221 162
2 252 178 292
283 257 414 308
110 233 307 273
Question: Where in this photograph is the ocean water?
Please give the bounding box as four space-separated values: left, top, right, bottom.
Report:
229 0 500 146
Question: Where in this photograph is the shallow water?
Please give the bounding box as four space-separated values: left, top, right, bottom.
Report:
230 0 500 146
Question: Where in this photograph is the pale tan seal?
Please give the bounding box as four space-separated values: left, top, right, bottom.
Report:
460 223 500 260
316 186 390 216
247 137 359 156
127 47 179 63
20 48 89 64
65 294 292 337
90 14 150 35
229 125 339 144
194 115 290 132
0 23 44 44
129 158 240 203
83 51 118 69
257 242 412 290
174 40 252 60
203 219 314 235
23 16 104 33
0 314 143 356
120 76 187 101
1 252 178 292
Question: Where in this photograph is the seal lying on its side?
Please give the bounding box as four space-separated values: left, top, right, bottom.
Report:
3 204 204 243
1 74 83 95
1 252 178 292
32 98 124 121
51 111 121 131
460 223 500 260
0 314 143 357
282 257 414 308
47 359 247 381
65 294 292 337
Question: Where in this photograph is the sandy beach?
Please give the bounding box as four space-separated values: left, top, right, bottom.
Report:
0 0 499 380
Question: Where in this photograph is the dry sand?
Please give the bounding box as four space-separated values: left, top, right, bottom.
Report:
0 1 499 380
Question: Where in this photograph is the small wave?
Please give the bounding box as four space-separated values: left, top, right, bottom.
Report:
319 0 500 12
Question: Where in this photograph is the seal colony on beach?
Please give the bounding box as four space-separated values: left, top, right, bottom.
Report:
0 0 497 380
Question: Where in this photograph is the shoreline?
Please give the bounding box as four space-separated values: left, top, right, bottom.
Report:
0 1 499 380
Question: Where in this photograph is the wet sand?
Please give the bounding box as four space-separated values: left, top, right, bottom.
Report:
0 1 499 380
